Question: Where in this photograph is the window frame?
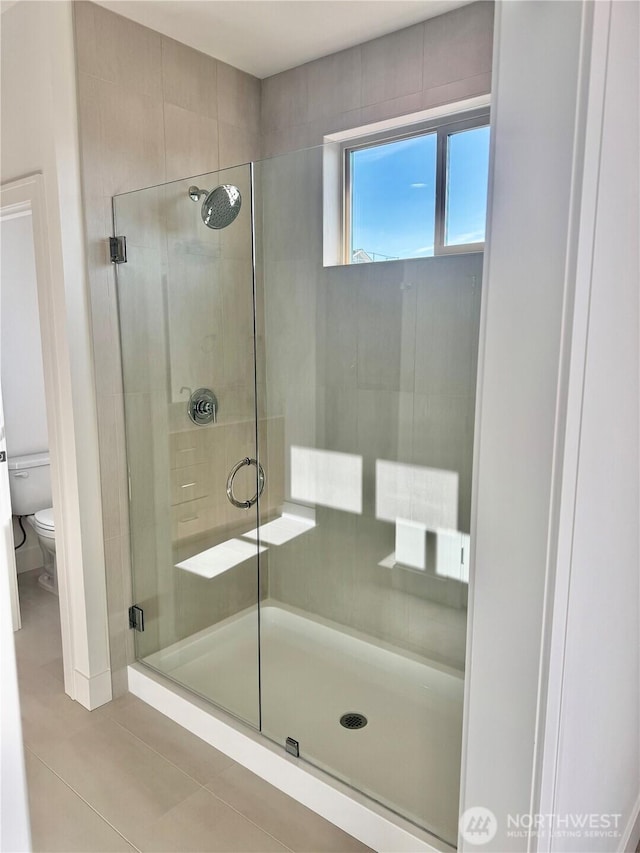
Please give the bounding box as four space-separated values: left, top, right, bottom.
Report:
343 107 490 264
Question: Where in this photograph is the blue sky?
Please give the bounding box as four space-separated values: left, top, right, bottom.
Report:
350 125 490 260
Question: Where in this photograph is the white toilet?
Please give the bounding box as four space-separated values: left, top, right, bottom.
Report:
8 452 58 594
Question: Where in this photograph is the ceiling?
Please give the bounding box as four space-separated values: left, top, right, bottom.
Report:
92 0 470 79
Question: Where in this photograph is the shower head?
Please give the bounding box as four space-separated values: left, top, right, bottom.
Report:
188 184 242 229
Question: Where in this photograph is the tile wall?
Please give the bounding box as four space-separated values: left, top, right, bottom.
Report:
74 0 493 692
73 1 262 694
261 1 494 157
257 2 493 669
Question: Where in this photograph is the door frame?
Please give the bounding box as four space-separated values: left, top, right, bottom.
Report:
1 173 112 709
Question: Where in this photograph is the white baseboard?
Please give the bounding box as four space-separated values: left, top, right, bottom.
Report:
73 667 112 710
128 663 453 853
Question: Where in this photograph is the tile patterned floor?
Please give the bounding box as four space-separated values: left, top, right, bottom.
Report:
15 570 372 853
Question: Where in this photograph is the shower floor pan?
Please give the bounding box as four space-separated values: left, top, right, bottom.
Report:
140 601 464 848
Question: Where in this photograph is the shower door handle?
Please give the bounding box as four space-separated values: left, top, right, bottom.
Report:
226 457 265 509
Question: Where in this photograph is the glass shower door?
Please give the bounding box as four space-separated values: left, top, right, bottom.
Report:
113 164 263 727
254 144 479 846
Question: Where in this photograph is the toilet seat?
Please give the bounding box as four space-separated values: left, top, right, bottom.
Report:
33 507 55 537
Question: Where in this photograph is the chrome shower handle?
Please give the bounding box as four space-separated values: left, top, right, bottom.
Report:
187 388 217 425
226 457 265 509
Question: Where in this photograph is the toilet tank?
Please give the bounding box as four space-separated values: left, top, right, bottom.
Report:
8 452 52 516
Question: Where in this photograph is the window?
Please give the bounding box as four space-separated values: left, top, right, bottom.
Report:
344 109 490 264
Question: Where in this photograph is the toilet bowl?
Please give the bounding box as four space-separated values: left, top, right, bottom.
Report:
29 508 57 594
8 452 58 595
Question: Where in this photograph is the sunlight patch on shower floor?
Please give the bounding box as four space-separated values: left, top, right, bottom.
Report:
142 601 464 846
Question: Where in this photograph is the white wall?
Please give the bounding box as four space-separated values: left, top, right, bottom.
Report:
1 1 111 708
0 212 49 458
463 1 640 850
539 1 640 849
461 0 592 848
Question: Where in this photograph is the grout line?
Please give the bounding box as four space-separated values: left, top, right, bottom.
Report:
108 711 297 852
24 746 142 853
202 781 296 853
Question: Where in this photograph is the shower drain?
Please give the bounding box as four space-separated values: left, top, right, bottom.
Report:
340 712 368 730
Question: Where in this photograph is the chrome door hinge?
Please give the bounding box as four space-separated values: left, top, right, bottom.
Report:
110 235 127 264
285 737 299 757
0 451 6 463
129 604 144 632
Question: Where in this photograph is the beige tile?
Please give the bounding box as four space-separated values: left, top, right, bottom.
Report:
422 71 492 111
215 162 254 259
96 395 121 540
305 107 365 147
76 72 105 201
107 695 235 784
83 2 162 100
259 416 285 512
128 523 162 659
18 666 106 760
261 123 311 159
25 750 135 853
356 263 407 391
218 121 261 170
170 461 216 505
170 427 210 469
164 175 222 261
104 536 129 673
206 748 372 852
217 61 261 134
140 786 288 852
307 46 362 121
40 656 65 685
356 91 424 128
41 716 200 846
412 393 474 530
14 602 63 671
124 395 160 532
423 1 494 89
114 392 132 542
261 65 308 133
318 267 358 390
165 250 224 399
98 80 165 196
161 36 217 118
112 184 164 251
164 103 219 184
414 254 483 397
361 23 424 106
73 2 98 78
88 266 122 399
117 248 168 394
357 389 405 512
221 259 256 387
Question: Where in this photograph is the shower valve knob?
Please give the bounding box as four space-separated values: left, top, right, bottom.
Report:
187 388 217 425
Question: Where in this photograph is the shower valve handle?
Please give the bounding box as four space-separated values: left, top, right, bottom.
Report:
187 388 217 425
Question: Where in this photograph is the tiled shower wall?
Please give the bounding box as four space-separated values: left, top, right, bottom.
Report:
261 1 493 157
74 0 493 693
258 1 493 667
73 1 261 695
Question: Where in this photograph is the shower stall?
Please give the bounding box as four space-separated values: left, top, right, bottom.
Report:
113 143 482 848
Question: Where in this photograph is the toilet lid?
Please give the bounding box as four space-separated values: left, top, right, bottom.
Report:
34 507 55 531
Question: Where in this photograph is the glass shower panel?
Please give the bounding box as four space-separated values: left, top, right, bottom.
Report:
113 164 263 727
254 145 481 845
